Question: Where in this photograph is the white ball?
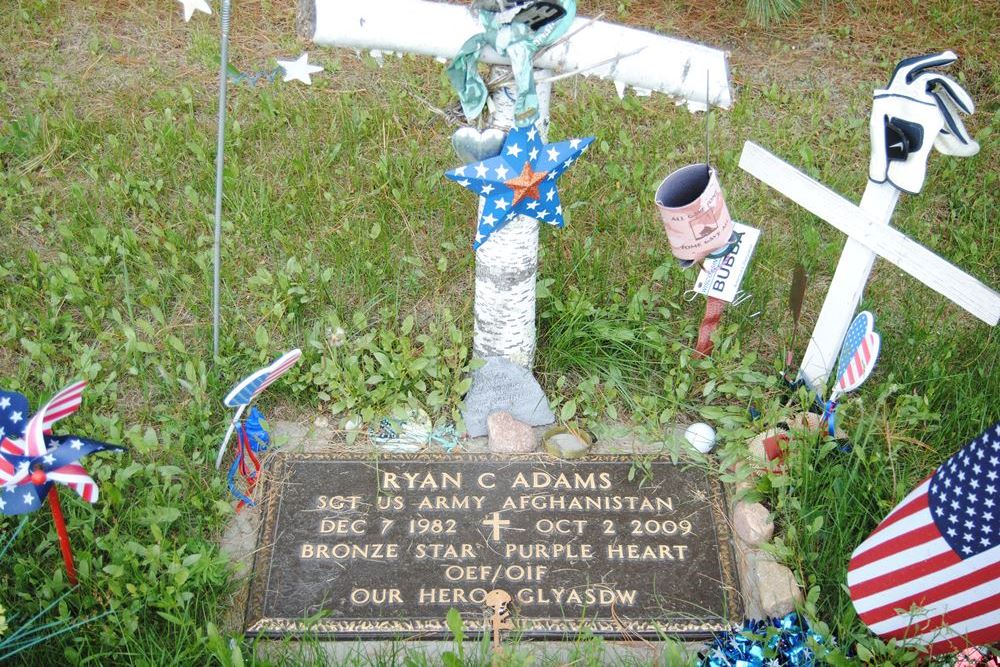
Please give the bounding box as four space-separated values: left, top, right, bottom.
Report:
684 422 716 453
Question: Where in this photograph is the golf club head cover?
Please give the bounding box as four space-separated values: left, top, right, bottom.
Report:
868 51 979 194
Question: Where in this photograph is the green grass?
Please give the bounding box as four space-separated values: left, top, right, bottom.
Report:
1 0 998 664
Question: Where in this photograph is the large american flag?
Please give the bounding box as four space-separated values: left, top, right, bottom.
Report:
847 421 1000 654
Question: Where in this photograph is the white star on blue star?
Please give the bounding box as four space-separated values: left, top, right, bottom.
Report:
445 123 594 250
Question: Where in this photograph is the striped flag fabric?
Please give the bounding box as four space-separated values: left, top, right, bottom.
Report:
24 380 88 457
0 436 120 515
847 421 1000 654
224 349 301 408
38 380 86 433
834 311 874 393
833 330 881 398
216 349 301 469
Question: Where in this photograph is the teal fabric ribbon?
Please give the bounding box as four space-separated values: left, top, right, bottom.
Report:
447 1 576 127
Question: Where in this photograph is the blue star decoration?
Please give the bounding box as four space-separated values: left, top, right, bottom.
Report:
445 124 594 250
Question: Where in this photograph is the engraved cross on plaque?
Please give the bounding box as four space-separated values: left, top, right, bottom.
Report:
482 511 511 541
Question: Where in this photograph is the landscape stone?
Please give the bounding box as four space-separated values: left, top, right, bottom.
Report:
732 501 774 546
755 557 803 617
461 357 556 437
746 410 845 470
731 537 802 620
543 430 592 459
486 411 536 453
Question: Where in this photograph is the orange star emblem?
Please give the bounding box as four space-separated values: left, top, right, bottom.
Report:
504 162 548 206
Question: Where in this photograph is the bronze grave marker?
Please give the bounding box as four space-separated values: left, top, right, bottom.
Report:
245 454 742 639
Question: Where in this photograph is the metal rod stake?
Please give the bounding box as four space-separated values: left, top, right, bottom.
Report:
212 0 232 358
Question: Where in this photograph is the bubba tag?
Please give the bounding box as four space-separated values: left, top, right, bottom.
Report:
692 222 761 302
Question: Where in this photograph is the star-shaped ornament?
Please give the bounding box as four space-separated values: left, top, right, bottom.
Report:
276 53 324 85
446 125 594 250
178 0 212 22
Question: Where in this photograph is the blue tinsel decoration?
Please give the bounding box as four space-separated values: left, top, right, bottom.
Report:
699 613 831 667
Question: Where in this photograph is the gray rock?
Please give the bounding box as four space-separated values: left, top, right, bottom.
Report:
461 357 555 437
486 411 536 453
732 501 774 546
544 432 591 459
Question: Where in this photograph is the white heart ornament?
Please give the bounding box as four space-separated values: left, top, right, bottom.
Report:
451 127 506 163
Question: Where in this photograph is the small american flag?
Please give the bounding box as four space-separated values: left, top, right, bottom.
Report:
832 311 875 395
847 421 1000 654
833 330 880 398
224 349 301 408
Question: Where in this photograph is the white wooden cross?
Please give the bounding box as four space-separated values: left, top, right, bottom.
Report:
739 58 1000 391
298 0 732 431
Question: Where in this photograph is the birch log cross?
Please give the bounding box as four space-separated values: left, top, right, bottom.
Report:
297 0 733 435
739 52 1000 393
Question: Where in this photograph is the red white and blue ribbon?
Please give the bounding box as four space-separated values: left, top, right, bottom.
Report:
823 311 881 435
226 407 269 510
215 348 300 469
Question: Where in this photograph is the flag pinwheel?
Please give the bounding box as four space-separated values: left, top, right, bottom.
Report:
445 124 594 250
215 348 301 468
822 310 882 435
0 382 124 584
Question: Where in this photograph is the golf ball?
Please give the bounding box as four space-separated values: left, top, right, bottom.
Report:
684 422 717 453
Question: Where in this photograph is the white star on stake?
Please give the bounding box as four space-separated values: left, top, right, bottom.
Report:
178 0 211 22
277 53 324 85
